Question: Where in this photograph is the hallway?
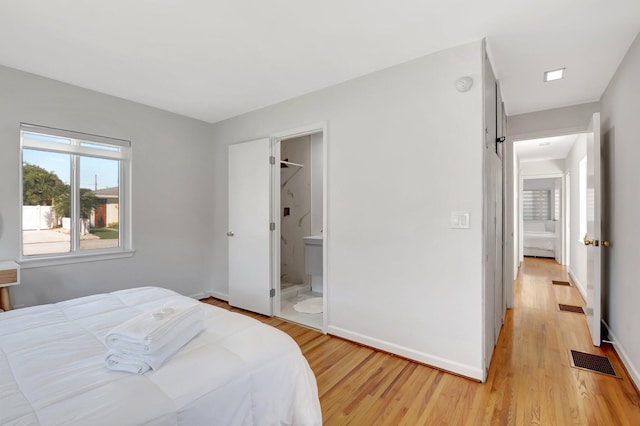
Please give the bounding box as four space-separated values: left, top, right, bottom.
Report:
484 257 640 424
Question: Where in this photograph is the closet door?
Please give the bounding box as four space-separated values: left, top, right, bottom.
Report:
228 138 273 316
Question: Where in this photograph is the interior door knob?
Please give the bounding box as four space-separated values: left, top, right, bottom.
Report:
602 240 610 247
227 231 235 237
583 234 593 246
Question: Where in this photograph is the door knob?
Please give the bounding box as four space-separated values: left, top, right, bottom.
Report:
227 231 235 237
583 234 593 246
602 240 610 247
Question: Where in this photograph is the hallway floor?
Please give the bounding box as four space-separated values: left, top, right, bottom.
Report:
481 257 640 424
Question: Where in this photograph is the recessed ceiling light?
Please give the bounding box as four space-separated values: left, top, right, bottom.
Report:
544 68 566 82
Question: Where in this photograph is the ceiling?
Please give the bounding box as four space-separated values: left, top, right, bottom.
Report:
514 134 580 162
1 1 639 123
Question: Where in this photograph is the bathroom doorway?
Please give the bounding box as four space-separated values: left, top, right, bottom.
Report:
273 126 326 330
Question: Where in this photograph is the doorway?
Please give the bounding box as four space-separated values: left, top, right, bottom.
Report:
227 123 327 332
272 123 327 332
276 133 324 330
512 134 582 270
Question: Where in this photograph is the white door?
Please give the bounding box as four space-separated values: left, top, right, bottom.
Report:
495 165 504 343
584 113 603 346
228 138 273 316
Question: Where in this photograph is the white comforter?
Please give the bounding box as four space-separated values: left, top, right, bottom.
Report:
524 231 556 251
0 287 321 425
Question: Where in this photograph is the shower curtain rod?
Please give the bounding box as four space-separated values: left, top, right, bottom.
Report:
280 160 304 168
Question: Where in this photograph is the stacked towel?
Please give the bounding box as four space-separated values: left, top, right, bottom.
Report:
105 299 204 374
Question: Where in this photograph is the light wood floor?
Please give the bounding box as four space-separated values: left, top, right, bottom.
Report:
201 257 640 424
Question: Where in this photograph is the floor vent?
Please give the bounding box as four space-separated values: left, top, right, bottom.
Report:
552 280 571 286
559 304 584 314
570 350 619 377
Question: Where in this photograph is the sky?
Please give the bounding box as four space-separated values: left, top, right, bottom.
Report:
23 149 119 190
22 132 119 190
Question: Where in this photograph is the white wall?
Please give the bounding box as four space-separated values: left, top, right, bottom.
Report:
508 102 600 140
519 159 565 176
210 41 486 379
0 65 214 306
600 32 640 389
566 134 587 296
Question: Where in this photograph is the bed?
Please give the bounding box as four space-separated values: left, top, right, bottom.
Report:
523 221 557 258
0 287 321 425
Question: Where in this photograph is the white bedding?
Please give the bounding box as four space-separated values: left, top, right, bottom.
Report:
524 231 556 252
0 287 321 425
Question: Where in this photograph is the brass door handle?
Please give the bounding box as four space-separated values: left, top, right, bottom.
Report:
584 234 610 247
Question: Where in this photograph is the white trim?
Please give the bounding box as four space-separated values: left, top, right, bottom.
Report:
18 250 135 269
210 291 229 301
568 269 587 300
188 292 208 300
511 129 588 143
270 122 329 334
22 137 128 160
270 122 325 140
19 124 133 261
328 325 484 381
602 321 640 390
21 123 131 148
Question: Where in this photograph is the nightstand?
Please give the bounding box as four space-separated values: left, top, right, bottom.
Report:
0 261 20 311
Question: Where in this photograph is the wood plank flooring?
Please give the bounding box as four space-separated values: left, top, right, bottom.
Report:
201 257 640 424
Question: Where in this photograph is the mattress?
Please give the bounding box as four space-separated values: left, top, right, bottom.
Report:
0 287 321 425
524 231 556 252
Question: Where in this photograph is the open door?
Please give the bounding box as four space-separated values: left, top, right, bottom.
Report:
584 113 604 346
228 138 273 316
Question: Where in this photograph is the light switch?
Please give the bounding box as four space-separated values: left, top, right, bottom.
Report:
451 212 470 229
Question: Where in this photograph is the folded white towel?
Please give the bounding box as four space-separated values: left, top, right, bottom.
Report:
105 319 203 374
105 299 204 354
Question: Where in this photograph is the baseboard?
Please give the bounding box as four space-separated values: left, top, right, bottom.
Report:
602 321 640 391
189 292 208 300
209 290 229 301
568 269 587 300
327 325 484 381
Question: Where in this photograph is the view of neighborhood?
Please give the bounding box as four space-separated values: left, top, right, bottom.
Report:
22 152 119 256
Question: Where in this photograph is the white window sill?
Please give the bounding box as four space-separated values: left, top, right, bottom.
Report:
18 250 135 269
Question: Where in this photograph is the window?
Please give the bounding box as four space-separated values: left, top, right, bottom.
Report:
522 189 551 221
20 124 132 264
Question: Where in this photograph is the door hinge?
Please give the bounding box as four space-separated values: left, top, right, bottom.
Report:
269 156 275 165
270 288 275 298
270 222 276 231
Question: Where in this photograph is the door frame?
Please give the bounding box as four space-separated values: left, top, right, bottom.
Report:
518 172 565 264
270 122 328 333
505 128 589 308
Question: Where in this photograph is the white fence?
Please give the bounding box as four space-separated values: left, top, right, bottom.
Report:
61 217 91 235
22 205 55 230
23 206 90 235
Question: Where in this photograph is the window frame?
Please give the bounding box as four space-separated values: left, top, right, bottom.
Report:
19 123 134 268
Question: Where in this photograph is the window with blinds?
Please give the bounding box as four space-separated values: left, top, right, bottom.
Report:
523 189 551 221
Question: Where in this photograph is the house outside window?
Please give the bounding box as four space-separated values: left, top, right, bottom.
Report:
20 124 132 265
